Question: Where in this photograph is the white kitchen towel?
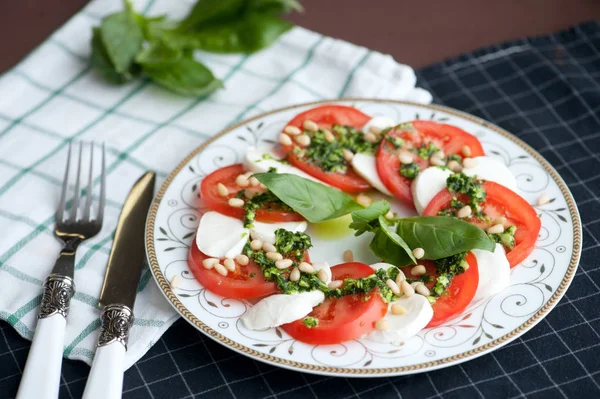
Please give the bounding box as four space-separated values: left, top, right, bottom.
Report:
0 0 432 369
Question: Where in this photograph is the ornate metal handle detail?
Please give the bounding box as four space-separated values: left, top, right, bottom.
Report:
39 274 76 319
98 304 134 349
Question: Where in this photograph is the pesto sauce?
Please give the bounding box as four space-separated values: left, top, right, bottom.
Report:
438 173 487 216
430 252 469 297
242 190 293 228
414 141 440 159
302 317 319 328
489 225 517 249
399 162 420 179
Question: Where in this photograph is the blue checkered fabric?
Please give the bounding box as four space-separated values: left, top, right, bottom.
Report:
2 20 599 399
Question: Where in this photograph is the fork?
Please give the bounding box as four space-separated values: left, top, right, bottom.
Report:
16 142 106 399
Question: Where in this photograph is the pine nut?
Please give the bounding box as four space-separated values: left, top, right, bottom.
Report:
391 303 407 315
369 125 383 135
487 224 505 234
289 267 301 282
266 252 283 261
457 205 472 219
317 269 329 282
250 239 263 251
537 193 550 206
494 216 508 225
275 258 293 269
228 198 244 208
400 280 415 297
279 133 293 146
356 193 372 207
398 152 413 164
170 275 181 289
415 283 431 296
299 262 315 273
343 249 354 262
217 183 229 197
324 129 335 143
295 134 311 147
375 318 390 331
284 125 302 136
259 183 267 190
262 242 276 253
395 271 405 286
412 247 425 259
447 160 463 172
410 282 420 289
224 258 236 272
249 176 260 187
244 190 257 199
386 279 401 295
364 132 378 143
463 157 477 168
462 145 472 157
385 211 395 220
328 280 343 289
202 258 219 269
303 119 319 132
235 174 249 187
430 156 445 166
214 263 228 276
235 254 249 265
433 150 445 159
411 265 427 276
342 149 354 162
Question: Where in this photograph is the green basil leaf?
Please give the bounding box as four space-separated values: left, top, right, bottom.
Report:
254 173 363 223
90 27 138 84
396 216 496 259
248 0 303 15
135 40 181 65
141 52 223 96
349 200 390 236
177 0 246 32
99 6 144 73
369 216 416 266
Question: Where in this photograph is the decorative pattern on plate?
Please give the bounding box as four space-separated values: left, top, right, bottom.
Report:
145 100 581 377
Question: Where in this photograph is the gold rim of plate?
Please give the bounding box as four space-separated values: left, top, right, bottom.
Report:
145 99 582 376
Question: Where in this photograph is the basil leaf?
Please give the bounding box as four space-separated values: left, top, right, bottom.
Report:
141 52 223 96
90 28 136 84
369 216 417 266
135 40 181 65
349 200 390 236
254 173 363 223
396 216 495 259
177 0 245 32
99 4 144 74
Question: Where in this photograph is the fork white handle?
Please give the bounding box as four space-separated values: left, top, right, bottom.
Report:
17 274 75 399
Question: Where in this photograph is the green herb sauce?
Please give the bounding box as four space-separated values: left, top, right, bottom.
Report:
302 317 319 328
489 225 517 249
242 191 293 228
400 162 420 179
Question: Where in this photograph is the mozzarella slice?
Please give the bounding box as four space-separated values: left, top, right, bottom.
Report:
241 291 325 330
366 294 433 344
411 166 453 214
361 116 395 135
244 146 322 182
351 153 393 196
463 156 517 192
195 211 249 259
312 261 332 284
473 244 511 302
250 220 308 244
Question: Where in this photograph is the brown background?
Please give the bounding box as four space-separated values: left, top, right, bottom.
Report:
1 0 599 73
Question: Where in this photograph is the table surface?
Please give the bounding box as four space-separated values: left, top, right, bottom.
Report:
1 0 599 73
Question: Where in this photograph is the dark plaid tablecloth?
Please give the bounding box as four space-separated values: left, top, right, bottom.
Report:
2 21 600 399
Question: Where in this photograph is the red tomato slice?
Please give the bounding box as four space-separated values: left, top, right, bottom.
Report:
200 164 303 223
376 121 485 205
423 181 541 268
282 105 372 193
281 262 388 345
188 241 278 299
402 252 479 328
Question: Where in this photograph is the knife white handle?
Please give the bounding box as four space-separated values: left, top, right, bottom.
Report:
17 274 75 399
82 304 134 399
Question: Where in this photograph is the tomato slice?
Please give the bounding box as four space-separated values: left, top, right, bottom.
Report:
200 164 303 222
376 121 485 205
423 181 541 268
188 241 278 299
402 252 479 328
282 105 372 193
281 262 388 345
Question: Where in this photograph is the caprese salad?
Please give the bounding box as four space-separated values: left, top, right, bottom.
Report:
184 105 543 346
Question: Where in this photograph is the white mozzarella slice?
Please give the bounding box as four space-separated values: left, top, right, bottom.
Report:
366 294 433 344
240 291 325 330
472 244 511 302
411 166 453 214
351 153 393 196
361 116 395 135
244 146 322 182
462 156 517 192
195 211 249 259
370 262 406 283
312 261 332 284
250 220 308 244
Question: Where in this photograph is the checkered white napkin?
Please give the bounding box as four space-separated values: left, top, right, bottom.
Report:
0 0 432 369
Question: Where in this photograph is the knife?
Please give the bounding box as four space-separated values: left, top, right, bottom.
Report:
82 171 156 399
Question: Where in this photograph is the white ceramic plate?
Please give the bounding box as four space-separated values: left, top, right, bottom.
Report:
145 99 581 377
